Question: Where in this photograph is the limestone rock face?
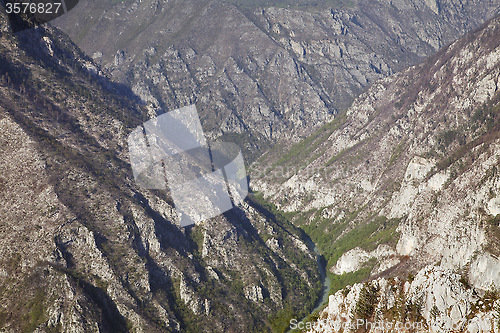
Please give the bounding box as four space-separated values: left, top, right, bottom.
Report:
244 283 264 303
254 9 500 277
179 275 205 315
252 13 500 332
469 253 500 291
331 245 399 275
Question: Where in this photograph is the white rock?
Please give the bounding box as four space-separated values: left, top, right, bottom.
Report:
331 247 371 275
469 253 500 290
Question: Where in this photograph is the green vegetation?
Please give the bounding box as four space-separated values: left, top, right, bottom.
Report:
248 192 309 242
267 114 347 172
250 192 402 313
437 129 466 152
269 308 299 333
430 304 440 320
404 294 424 323
247 194 323 333
471 101 498 132
378 279 424 324
330 264 374 296
459 274 471 290
46 323 62 333
495 303 500 330
303 215 400 268
354 282 379 319
300 215 399 294
23 290 46 333
7 253 21 275
185 226 205 261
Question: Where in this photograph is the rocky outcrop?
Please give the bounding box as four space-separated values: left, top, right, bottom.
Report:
331 245 398 275
310 266 500 333
469 253 500 291
179 275 205 315
244 283 264 303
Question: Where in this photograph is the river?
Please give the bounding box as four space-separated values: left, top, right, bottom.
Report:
286 239 331 332
310 242 331 313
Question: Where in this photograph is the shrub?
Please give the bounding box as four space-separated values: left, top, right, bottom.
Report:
495 304 500 330
459 275 471 289
355 282 380 320
430 305 440 320
405 295 424 322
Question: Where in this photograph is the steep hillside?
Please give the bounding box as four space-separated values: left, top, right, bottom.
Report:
252 13 500 307
0 11 320 333
53 0 500 159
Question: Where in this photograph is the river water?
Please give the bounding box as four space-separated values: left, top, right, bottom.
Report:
311 243 331 313
286 239 331 332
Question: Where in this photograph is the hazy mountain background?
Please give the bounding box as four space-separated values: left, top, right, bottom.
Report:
53 0 500 160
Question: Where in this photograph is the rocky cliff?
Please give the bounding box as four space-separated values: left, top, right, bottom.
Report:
0 10 320 333
252 13 500 332
310 266 500 332
53 0 500 159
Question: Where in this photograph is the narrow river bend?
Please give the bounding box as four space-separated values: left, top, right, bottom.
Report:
310 242 331 313
287 239 331 332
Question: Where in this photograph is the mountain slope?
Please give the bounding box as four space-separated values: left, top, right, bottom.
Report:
252 13 500 332
53 0 500 159
0 12 320 333
252 13 500 296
